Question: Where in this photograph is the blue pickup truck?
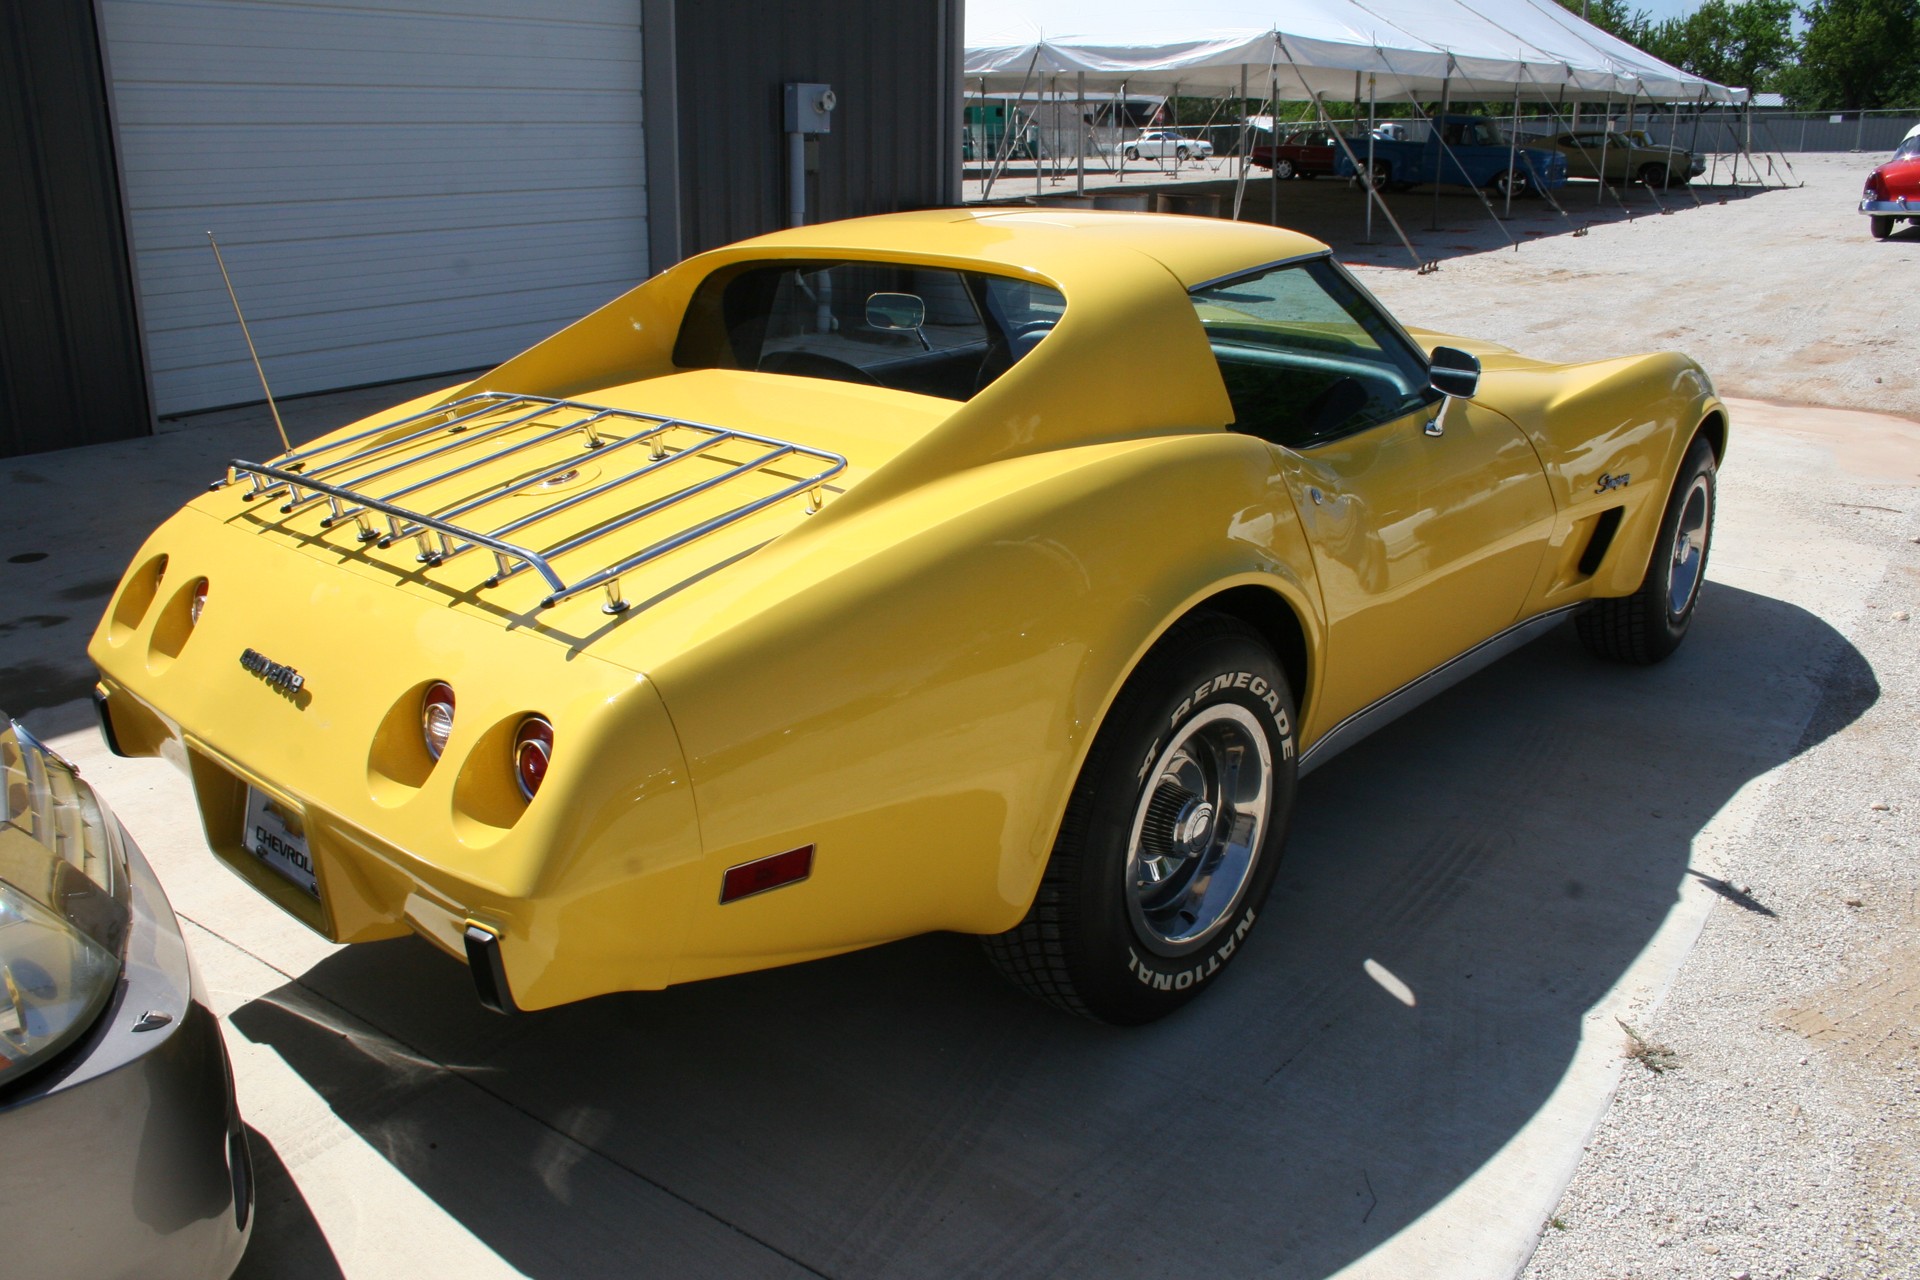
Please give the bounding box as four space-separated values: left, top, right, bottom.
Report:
1335 116 1569 196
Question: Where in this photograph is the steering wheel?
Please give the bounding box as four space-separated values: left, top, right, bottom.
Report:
756 350 882 386
1007 319 1057 358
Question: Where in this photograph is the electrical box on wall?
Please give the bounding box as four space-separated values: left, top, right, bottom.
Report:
784 82 836 134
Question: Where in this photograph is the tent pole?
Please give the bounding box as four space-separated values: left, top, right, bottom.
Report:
1687 87 1707 186
1364 72 1377 243
1505 89 1569 231
1396 84 1517 248
1504 74 1522 220
982 51 1040 201
1259 59 1274 225
1624 84 1670 213
1119 80 1128 184
1667 89 1704 207
1519 66 1606 229
1040 76 1054 197
1432 74 1451 231
1282 40 1427 269
1076 73 1086 196
1756 108 1802 187
1166 82 1176 178
1232 64 1250 220
1595 88 1613 205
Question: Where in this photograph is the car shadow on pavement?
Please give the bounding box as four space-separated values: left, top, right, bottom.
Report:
232 1127 344 1280
229 581 1873 1279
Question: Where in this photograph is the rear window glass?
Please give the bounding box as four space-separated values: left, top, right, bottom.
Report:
674 260 1065 401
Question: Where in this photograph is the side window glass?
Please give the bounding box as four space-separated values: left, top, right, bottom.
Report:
1192 258 1434 449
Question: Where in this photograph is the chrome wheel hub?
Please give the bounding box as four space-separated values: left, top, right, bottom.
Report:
1126 704 1272 957
1666 474 1712 618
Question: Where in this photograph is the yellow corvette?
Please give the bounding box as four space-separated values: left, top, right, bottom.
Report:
89 211 1725 1024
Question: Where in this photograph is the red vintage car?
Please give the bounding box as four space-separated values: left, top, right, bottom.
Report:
1250 127 1342 179
1860 131 1920 240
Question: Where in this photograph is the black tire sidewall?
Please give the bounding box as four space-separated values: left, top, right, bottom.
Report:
1063 626 1298 1023
1641 437 1717 651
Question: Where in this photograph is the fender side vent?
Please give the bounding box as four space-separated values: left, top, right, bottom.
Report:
1577 506 1625 577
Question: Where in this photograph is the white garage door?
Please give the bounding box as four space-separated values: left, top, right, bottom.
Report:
101 0 648 417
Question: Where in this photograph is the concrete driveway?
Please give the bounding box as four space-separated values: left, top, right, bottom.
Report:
3 155 1915 1276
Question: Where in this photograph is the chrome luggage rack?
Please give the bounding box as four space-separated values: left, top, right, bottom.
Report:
214 393 847 613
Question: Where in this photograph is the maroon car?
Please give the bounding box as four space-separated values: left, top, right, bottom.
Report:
1250 127 1342 179
1860 132 1920 240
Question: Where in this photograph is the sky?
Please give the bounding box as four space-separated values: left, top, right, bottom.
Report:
1615 0 1704 25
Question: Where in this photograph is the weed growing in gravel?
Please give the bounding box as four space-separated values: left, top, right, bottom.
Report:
1616 1018 1680 1073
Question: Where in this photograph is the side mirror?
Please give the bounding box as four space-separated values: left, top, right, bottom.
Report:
866 292 926 333
1429 345 1481 400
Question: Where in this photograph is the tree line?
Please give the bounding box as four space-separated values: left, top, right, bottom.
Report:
1562 0 1918 110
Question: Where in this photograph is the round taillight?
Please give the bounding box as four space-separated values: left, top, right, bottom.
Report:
513 717 553 800
421 682 456 760
189 581 208 625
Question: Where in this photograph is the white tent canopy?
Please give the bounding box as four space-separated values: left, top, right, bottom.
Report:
966 0 1746 105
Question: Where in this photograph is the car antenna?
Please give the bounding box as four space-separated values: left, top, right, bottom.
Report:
206 231 293 455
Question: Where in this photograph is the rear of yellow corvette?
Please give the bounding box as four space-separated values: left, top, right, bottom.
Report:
89 212 1326 1013
88 209 1726 1019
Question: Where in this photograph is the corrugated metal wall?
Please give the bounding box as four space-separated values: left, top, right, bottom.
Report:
100 0 650 417
672 0 959 257
0 0 150 458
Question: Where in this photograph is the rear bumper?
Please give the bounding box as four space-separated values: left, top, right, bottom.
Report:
1860 197 1918 215
0 820 252 1280
94 661 704 1013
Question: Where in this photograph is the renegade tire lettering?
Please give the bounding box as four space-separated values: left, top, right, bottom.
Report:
1171 671 1285 728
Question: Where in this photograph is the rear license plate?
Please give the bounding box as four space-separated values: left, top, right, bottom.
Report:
242 788 319 898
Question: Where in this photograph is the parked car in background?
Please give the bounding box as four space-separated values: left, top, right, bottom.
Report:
1861 132 1920 240
1125 130 1212 161
91 210 1725 1027
1335 115 1569 196
1544 128 1704 187
1 715 251 1279
1251 127 1342 179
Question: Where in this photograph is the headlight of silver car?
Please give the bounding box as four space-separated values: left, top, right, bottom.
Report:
0 717 130 1088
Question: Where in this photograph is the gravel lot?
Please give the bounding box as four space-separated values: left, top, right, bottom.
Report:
1515 406 1920 1280
1353 153 1919 416
1354 154 1920 1280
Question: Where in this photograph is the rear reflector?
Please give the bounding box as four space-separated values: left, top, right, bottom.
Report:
720 845 815 903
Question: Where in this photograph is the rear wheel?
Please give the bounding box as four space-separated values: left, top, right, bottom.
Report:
1275 157 1296 179
1176 146 1191 161
1354 160 1391 191
1577 434 1717 664
981 614 1298 1024
1870 215 1894 241
1493 168 1532 199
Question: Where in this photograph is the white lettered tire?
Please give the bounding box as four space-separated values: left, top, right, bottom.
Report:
982 613 1298 1023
